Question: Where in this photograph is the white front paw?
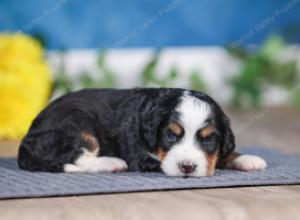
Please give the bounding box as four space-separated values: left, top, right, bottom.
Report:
230 155 267 171
102 157 128 172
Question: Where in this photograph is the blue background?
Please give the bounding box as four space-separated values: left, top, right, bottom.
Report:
0 0 299 49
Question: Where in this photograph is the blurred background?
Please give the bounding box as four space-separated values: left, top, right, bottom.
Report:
0 0 300 155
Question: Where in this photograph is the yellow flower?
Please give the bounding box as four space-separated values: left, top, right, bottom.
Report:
0 33 52 139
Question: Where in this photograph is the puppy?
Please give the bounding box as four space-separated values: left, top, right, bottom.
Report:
18 88 267 177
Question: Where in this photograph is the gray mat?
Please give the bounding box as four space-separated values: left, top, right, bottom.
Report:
1 147 300 199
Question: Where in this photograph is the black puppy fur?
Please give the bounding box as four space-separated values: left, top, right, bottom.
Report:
18 88 235 173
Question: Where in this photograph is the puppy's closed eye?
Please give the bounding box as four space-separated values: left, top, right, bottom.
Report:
199 126 218 154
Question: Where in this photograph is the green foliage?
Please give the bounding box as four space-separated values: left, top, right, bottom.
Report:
78 72 95 88
227 35 299 109
291 86 300 107
260 35 286 59
52 49 208 99
141 51 207 90
230 56 263 108
141 52 159 85
78 51 116 88
226 46 248 60
52 51 73 94
53 51 116 97
141 51 178 87
52 39 298 109
96 52 116 87
189 70 206 92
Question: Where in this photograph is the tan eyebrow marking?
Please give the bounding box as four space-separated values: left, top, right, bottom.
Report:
200 126 215 138
168 122 183 136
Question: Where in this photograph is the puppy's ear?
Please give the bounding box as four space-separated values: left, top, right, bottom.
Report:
139 91 177 151
219 115 236 161
139 104 165 151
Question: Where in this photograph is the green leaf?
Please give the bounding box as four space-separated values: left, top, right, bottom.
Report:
291 86 300 107
79 73 95 88
169 67 178 79
52 52 73 93
141 53 159 86
95 51 116 88
225 45 248 60
260 34 286 59
189 70 206 92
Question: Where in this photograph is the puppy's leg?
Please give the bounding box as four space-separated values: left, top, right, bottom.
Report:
64 156 128 173
220 152 267 171
64 157 128 173
64 149 128 173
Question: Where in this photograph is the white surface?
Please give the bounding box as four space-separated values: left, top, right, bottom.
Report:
46 46 300 105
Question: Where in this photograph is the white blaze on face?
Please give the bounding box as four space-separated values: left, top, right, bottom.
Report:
161 92 212 177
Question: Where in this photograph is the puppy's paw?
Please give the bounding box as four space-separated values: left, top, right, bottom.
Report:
229 155 267 172
64 157 128 173
103 157 128 172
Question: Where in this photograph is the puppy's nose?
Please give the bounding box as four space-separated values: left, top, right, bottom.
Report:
178 162 196 174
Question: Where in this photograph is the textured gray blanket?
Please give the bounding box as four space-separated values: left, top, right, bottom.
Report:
0 147 299 199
